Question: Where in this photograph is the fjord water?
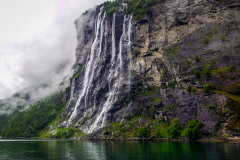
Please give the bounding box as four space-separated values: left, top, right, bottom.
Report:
0 140 239 160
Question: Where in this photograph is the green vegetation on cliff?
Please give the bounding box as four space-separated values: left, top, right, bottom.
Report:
123 0 163 18
97 0 120 17
0 92 66 138
98 117 203 140
96 0 164 19
53 127 84 139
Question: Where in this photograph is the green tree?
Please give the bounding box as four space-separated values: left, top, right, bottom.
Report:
203 83 212 93
194 69 201 78
186 86 192 93
194 55 201 62
136 127 151 137
169 118 183 138
24 126 35 137
204 65 211 78
185 120 203 140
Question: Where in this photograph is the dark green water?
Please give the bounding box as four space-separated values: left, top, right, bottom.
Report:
0 140 239 160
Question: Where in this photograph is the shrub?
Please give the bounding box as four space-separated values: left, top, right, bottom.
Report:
221 134 232 138
206 105 215 109
194 111 198 116
203 83 212 93
230 75 236 80
203 36 211 44
82 10 89 15
204 65 211 78
65 86 71 93
162 69 167 75
153 121 169 138
191 88 197 92
154 97 162 104
71 72 81 80
185 120 203 140
203 28 218 44
160 117 168 123
163 105 173 111
106 7 118 17
24 126 35 137
136 127 151 137
167 78 177 88
169 118 183 138
143 85 155 96
194 69 201 78
194 55 201 62
126 115 132 121
228 65 233 72
54 128 83 139
168 82 176 88
186 86 192 93
186 59 192 66
220 35 228 41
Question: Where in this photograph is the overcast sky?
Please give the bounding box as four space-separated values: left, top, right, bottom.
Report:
0 0 106 99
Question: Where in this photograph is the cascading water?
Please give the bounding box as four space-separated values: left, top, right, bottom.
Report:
67 3 133 132
88 13 133 133
84 11 106 108
68 7 105 125
127 15 133 99
66 78 75 109
118 15 126 72
107 13 116 91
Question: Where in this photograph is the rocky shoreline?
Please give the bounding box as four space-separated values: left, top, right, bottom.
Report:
2 136 240 142
79 137 240 142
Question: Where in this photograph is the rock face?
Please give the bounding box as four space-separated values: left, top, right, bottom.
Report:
62 0 240 137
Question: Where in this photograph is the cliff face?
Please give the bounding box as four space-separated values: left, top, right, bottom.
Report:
61 0 240 137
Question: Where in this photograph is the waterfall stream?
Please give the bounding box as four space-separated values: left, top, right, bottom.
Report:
127 15 132 99
88 14 133 133
68 7 105 125
67 6 133 133
84 11 106 108
108 13 116 91
66 78 75 109
119 15 126 73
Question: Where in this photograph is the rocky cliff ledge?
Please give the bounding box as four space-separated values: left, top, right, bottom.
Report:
58 0 240 139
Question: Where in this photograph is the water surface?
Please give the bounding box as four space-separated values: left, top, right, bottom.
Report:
0 139 239 160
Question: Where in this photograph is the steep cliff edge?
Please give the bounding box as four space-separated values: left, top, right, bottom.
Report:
1 0 240 139
58 0 240 139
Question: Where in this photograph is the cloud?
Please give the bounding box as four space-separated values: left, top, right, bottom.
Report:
0 0 106 102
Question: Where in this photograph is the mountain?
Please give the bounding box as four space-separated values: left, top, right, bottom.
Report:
1 0 240 140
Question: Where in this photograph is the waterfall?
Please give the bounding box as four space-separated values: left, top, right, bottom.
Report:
68 7 105 125
108 13 116 91
67 4 133 132
104 15 108 55
118 15 126 72
127 15 132 98
112 13 116 64
66 78 75 109
84 11 106 108
88 13 133 133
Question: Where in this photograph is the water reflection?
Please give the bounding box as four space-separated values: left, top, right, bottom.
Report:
0 140 239 160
